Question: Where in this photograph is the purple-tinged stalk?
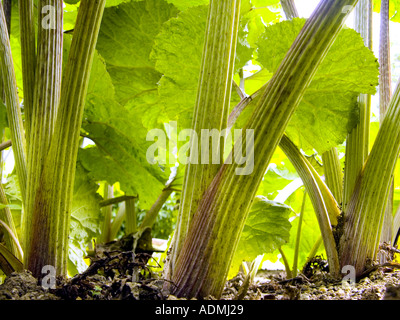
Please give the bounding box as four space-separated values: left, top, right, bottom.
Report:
339 76 400 276
171 0 359 298
342 0 372 212
23 0 63 271
378 0 394 256
26 0 106 277
165 0 241 280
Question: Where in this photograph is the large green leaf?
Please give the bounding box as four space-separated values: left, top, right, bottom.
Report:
96 0 178 111
79 48 170 210
246 18 379 153
105 0 132 7
229 197 292 277
164 0 280 13
73 1 176 209
166 0 209 10
151 5 207 128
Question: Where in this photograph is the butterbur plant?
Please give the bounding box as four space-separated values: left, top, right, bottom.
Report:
0 0 399 301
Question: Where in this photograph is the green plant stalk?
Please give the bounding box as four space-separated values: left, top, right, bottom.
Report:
139 187 173 233
227 83 267 130
18 0 36 141
171 0 358 298
0 243 23 276
306 236 323 264
2 0 11 36
280 0 299 20
342 0 372 212
0 0 12 186
26 0 106 277
339 77 400 277
167 0 241 277
0 183 21 259
0 1 27 202
279 248 292 279
282 137 341 226
0 140 11 151
125 198 136 235
110 202 125 240
0 1 16 256
322 148 343 205
379 0 392 123
0 219 23 260
23 0 63 267
100 184 113 243
280 135 340 276
378 0 393 255
99 195 136 207
0 0 11 101
292 189 307 277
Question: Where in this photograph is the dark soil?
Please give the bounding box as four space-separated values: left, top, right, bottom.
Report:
2 262 400 300
1 236 400 300
1 265 400 300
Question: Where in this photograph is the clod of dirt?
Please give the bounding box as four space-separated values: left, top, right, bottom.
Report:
383 284 400 300
0 271 59 300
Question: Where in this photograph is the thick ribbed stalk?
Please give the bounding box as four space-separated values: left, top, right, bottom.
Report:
172 1 358 298
379 0 392 122
0 1 27 202
339 77 400 277
26 0 106 277
322 148 343 205
342 0 372 211
23 0 63 268
280 0 299 19
19 0 36 141
280 135 340 276
378 0 393 254
167 0 241 277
